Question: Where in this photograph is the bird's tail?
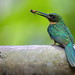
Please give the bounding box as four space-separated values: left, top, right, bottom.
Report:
65 42 75 67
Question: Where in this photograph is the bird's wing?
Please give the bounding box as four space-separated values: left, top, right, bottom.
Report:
52 29 70 45
48 24 70 45
57 21 74 44
63 24 74 44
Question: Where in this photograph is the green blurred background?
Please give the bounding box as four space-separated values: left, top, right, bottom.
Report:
0 0 75 45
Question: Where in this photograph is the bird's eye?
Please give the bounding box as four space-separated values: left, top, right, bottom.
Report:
49 14 56 18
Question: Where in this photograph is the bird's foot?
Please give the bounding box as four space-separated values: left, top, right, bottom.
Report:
52 43 56 46
58 44 64 48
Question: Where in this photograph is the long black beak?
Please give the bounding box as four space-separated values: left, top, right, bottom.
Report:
30 10 50 19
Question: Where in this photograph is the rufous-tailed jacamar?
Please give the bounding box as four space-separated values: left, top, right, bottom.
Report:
30 10 75 67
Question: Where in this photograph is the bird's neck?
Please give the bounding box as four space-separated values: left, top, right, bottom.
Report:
50 20 65 25
50 22 57 25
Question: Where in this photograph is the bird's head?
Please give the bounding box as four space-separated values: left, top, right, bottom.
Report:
30 10 62 24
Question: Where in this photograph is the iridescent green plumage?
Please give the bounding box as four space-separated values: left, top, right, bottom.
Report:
47 20 74 45
31 10 75 67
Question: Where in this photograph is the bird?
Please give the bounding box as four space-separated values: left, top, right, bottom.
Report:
30 10 75 67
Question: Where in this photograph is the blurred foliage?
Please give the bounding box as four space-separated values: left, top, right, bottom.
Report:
0 0 75 45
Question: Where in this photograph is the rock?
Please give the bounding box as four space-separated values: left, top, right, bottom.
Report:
0 45 75 75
